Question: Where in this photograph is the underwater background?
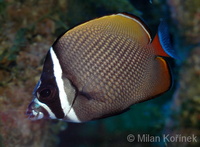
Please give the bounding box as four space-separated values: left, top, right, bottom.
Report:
0 0 199 146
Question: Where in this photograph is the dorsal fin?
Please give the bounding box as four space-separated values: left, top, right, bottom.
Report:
117 13 152 43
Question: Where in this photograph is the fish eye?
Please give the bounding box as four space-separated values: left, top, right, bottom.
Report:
36 86 56 103
37 88 52 101
40 88 51 98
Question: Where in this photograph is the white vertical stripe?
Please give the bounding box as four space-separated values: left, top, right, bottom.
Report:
67 108 81 123
50 47 70 115
50 47 80 122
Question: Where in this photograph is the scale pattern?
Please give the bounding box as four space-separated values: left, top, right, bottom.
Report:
53 23 155 117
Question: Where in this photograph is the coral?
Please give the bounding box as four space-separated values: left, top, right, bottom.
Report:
168 0 200 44
164 48 200 146
165 0 200 146
0 0 68 146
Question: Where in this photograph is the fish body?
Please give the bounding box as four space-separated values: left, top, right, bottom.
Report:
26 13 176 122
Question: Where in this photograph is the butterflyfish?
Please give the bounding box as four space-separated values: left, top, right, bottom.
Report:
26 13 176 123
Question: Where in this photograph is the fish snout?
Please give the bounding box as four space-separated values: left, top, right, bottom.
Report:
26 101 49 120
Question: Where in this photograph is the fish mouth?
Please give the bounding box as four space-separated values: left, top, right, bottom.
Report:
26 101 49 120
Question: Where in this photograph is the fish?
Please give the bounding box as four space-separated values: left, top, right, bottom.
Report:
26 13 176 123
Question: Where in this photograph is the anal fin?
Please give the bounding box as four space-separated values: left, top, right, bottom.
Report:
152 57 172 96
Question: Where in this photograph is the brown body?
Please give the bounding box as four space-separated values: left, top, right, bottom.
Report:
53 14 171 121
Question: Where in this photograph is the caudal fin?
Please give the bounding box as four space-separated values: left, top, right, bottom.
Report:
152 20 178 59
